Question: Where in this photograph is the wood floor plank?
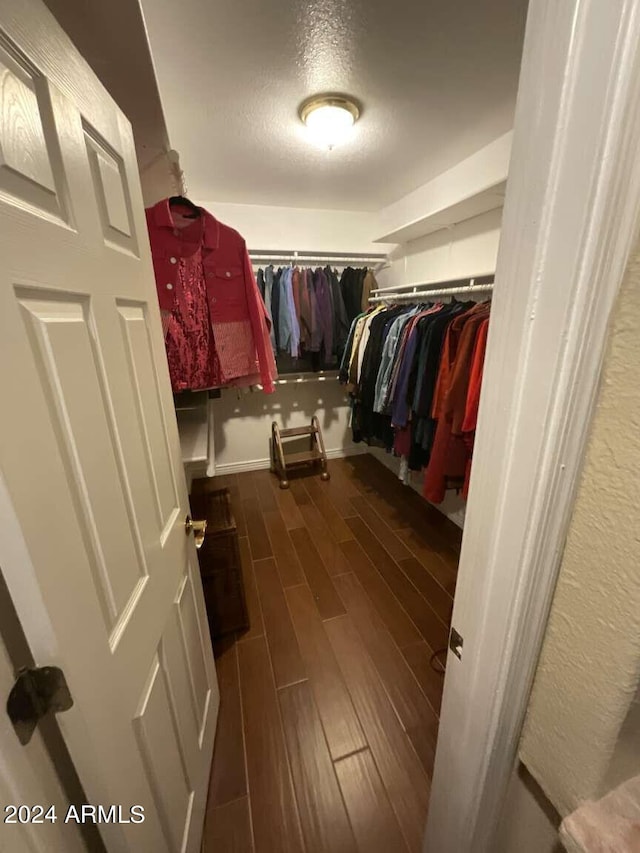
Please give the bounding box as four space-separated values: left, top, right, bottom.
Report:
396 528 458 596
339 538 420 648
298 502 352 577
327 458 363 499
238 536 264 642
286 583 366 760
203 796 253 853
263 510 305 588
252 469 278 512
208 637 246 806
236 470 258 500
348 455 462 556
334 749 409 853
347 516 449 652
237 637 304 853
305 477 354 542
279 681 357 852
253 558 306 688
318 462 362 518
243 495 273 561
290 527 345 620
334 573 439 775
288 478 312 507
351 494 412 562
272 480 306 531
325 615 431 853
344 457 411 530
397 556 454 626
401 641 445 717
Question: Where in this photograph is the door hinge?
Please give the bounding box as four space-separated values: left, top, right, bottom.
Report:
449 626 464 660
6 666 73 745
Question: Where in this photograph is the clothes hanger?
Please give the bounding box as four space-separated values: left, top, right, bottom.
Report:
168 195 200 219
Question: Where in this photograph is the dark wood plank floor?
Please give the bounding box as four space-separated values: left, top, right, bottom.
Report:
201 455 461 853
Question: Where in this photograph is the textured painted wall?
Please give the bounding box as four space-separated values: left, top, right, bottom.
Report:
519 247 640 816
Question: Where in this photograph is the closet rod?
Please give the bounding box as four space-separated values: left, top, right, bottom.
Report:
369 282 494 303
371 273 495 296
249 251 388 267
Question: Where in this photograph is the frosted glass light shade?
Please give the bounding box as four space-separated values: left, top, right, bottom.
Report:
299 95 360 150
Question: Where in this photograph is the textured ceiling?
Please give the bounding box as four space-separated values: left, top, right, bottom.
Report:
140 0 528 211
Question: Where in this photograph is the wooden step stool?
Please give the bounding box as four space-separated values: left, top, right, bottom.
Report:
271 416 330 489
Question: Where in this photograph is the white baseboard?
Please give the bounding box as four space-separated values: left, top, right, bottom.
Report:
214 444 367 476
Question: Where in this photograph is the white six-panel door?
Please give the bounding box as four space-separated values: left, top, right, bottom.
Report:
0 0 218 850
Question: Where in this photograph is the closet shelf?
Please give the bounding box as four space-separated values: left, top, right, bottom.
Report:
173 390 209 411
374 181 506 244
274 371 339 385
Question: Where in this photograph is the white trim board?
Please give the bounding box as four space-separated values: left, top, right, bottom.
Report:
213 445 367 476
426 0 640 851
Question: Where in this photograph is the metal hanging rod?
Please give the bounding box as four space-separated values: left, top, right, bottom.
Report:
249 250 388 268
371 273 495 296
369 277 494 304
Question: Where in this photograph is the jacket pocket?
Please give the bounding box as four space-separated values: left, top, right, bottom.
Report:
208 266 247 317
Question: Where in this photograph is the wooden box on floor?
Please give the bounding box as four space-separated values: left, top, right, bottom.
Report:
190 480 248 639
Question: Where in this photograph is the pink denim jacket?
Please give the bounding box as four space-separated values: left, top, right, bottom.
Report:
146 199 276 392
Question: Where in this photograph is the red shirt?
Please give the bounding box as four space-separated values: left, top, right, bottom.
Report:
146 200 276 392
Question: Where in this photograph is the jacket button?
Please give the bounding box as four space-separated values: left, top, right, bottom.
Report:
211 296 216 303
225 271 231 278
170 256 177 264
166 283 173 290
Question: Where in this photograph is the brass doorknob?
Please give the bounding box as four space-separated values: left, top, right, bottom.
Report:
185 515 207 549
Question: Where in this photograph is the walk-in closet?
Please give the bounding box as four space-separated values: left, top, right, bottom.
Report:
137 0 522 837
0 0 537 851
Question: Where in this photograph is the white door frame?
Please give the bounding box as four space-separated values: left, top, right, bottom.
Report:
426 0 640 850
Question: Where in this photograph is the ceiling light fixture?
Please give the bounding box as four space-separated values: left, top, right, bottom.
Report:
299 94 361 150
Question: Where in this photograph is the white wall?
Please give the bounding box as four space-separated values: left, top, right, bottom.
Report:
519 250 640 817
212 379 364 474
195 200 395 255
378 206 502 288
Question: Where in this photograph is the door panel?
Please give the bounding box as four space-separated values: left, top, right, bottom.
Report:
134 654 194 853
0 629 86 853
0 2 218 850
116 302 180 532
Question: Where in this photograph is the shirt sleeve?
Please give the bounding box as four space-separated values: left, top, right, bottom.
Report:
242 243 277 393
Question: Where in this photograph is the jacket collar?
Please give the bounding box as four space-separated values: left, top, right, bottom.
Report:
151 198 220 250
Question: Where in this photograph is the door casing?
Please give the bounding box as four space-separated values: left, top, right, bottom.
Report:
426 0 640 850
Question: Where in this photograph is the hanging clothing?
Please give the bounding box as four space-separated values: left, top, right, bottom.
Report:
278 267 300 358
313 268 334 364
271 268 282 351
327 266 350 362
146 199 276 393
339 294 492 504
423 303 491 503
263 266 276 354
